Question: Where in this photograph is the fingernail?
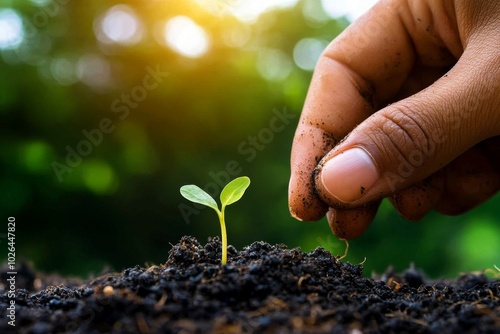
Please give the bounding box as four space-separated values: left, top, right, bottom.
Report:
320 148 378 203
289 207 303 221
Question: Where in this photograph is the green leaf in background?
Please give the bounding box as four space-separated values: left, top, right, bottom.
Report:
220 176 251 208
180 185 219 211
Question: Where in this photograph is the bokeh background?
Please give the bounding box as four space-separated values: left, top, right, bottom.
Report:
1 0 499 278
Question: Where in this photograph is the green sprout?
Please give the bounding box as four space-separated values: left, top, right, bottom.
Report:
180 176 251 265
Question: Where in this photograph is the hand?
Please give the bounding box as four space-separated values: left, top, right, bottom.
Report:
289 0 500 239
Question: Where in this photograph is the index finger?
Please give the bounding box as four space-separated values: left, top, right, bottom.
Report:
289 58 378 220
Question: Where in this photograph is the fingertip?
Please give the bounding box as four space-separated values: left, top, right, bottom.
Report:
288 178 328 221
434 201 468 216
289 197 328 221
389 175 444 221
327 202 380 240
289 208 303 221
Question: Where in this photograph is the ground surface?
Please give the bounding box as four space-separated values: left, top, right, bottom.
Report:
1 236 499 333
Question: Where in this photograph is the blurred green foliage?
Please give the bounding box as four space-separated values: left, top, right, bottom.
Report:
1 0 498 278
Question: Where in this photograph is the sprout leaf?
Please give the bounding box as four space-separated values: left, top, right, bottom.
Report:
220 176 250 208
180 185 218 211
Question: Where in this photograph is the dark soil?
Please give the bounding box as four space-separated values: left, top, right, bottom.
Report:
1 236 499 333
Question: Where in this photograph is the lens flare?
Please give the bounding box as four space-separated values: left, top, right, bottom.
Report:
96 5 143 45
164 16 209 58
0 9 24 50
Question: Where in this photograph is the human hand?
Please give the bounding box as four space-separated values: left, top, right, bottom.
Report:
289 0 500 239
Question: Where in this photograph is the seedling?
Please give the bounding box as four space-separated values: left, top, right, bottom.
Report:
180 176 250 265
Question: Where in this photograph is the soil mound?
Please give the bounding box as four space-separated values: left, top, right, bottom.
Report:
1 236 499 333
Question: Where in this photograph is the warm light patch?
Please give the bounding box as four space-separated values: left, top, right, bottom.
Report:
164 16 209 58
0 9 24 50
320 0 378 21
96 5 143 45
195 0 299 22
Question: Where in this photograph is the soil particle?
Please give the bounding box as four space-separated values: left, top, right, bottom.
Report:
1 236 499 333
321 132 337 154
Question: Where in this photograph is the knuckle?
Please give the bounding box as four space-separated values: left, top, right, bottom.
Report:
369 103 440 167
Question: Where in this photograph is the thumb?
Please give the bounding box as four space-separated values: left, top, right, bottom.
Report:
314 52 500 209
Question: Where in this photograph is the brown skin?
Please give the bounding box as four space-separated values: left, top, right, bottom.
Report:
326 203 380 240
289 0 500 239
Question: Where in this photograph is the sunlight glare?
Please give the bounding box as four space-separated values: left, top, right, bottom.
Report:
320 0 378 21
164 16 209 58
194 0 298 22
96 5 143 45
0 9 24 50
193 0 237 17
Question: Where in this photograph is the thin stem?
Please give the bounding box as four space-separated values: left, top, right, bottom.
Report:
338 238 349 260
218 208 227 265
